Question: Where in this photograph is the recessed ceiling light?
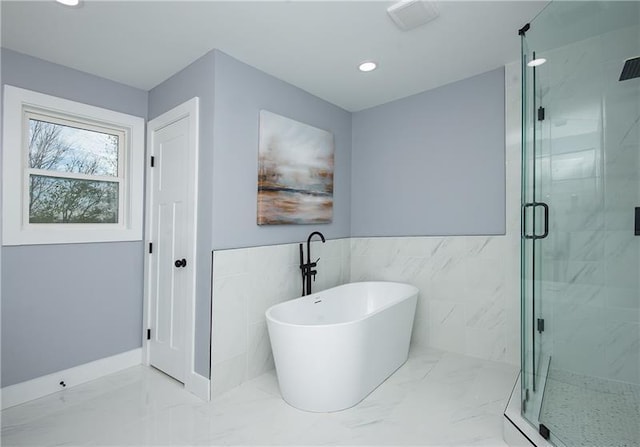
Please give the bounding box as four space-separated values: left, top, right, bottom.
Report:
527 58 547 67
56 0 81 6
358 61 377 72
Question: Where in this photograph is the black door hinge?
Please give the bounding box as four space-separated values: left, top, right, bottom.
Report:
539 424 550 440
150 156 155 167
149 242 153 254
538 107 545 121
537 318 545 333
147 329 151 340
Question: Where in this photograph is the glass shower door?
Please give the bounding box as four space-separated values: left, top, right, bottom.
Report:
521 40 550 425
521 2 640 446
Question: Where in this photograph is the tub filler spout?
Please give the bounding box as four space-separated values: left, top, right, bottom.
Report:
299 231 325 296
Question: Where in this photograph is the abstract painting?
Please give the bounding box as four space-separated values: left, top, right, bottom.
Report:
257 110 334 225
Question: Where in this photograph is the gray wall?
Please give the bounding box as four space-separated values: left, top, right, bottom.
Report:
1 47 506 387
1 243 144 386
351 67 505 237
1 49 148 387
148 51 216 378
148 50 353 376
212 51 352 249
1 49 148 116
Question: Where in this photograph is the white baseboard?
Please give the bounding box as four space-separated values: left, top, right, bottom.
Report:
1 348 142 410
186 371 210 401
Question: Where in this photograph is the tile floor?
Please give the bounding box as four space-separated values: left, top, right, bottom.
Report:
539 367 640 447
2 347 518 446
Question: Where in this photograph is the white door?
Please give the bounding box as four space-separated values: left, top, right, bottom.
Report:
148 116 191 383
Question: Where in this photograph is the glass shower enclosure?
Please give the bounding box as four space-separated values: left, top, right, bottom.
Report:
520 2 640 446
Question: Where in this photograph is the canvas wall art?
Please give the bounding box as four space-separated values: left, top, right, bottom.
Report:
257 110 334 225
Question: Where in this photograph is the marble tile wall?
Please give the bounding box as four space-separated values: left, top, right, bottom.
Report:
212 230 521 396
211 238 351 396
213 233 521 397
350 235 520 365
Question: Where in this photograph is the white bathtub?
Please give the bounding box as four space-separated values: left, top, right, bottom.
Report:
265 281 418 412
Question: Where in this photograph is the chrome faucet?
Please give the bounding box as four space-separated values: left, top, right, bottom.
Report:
299 231 326 296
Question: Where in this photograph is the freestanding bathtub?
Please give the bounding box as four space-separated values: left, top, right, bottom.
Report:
265 281 418 412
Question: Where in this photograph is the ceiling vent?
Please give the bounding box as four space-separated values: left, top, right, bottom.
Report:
387 1 439 31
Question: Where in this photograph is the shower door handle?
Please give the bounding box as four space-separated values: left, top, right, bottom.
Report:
523 202 549 240
523 203 536 239
538 202 549 239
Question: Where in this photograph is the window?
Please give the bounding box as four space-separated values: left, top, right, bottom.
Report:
2 85 145 245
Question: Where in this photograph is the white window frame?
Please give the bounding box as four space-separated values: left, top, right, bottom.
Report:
23 111 127 227
2 85 145 245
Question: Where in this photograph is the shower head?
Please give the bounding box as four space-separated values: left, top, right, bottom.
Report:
619 56 640 81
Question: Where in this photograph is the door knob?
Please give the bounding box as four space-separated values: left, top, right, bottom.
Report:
174 258 187 268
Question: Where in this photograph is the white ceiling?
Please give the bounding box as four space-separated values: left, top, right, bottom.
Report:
1 0 548 111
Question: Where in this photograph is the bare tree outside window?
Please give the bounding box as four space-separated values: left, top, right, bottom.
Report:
28 119 121 224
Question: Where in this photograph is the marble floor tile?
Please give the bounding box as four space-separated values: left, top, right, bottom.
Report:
2 347 518 446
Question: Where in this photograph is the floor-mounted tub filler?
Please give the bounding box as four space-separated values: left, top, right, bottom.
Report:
266 281 418 412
